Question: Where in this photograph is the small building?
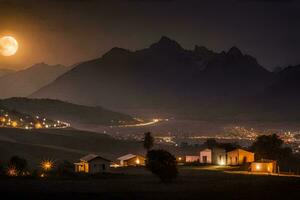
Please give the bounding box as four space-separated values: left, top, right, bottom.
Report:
74 154 111 174
199 148 226 165
117 154 145 166
251 159 277 173
200 148 212 163
185 156 200 163
227 149 254 165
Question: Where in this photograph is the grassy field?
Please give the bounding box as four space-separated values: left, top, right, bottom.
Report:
0 167 299 200
0 128 146 166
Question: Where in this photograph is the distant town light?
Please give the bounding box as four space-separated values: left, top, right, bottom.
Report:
35 123 42 129
11 121 18 128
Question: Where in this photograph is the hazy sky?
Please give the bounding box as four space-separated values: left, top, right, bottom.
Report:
0 0 299 70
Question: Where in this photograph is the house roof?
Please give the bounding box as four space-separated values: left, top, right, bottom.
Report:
227 148 254 154
80 154 111 162
117 154 143 161
253 159 276 163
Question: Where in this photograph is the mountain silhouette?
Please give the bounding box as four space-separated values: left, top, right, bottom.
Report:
0 63 69 99
0 68 15 77
31 36 276 114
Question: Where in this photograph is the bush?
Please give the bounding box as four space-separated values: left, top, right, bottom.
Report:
55 160 74 176
146 149 178 183
9 156 28 174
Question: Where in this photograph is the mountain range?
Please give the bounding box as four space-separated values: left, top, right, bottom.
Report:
0 68 15 77
0 63 68 99
22 36 300 121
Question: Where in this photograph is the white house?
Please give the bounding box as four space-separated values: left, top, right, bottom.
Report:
200 148 212 163
199 148 226 165
74 154 111 174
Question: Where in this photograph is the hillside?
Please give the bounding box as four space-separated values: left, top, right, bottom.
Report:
31 37 274 111
0 128 145 166
0 68 14 77
0 63 69 98
30 36 300 121
0 98 137 126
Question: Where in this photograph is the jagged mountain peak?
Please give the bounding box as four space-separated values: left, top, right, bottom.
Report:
194 45 215 56
150 36 183 51
102 47 132 59
227 46 243 57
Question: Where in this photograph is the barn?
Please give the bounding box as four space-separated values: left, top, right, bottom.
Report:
226 149 254 165
74 154 111 174
251 159 277 173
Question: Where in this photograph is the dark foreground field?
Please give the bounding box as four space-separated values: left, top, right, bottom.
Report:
1 167 299 200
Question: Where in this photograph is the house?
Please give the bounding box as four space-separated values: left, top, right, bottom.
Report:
250 159 277 173
226 149 254 165
74 154 111 174
200 148 212 163
185 156 200 163
199 148 226 165
117 154 146 166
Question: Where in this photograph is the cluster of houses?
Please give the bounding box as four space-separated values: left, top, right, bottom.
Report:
74 148 277 174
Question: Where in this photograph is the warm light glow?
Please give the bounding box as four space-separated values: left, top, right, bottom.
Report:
0 36 19 56
0 117 5 122
7 166 17 176
178 157 182 161
136 158 140 165
11 121 18 128
35 123 42 129
41 160 53 171
256 164 260 170
219 160 225 166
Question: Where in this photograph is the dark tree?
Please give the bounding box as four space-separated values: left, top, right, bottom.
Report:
251 134 285 160
0 162 4 175
146 149 178 183
250 134 299 172
56 160 74 175
218 142 240 152
203 138 218 148
9 156 28 172
143 132 154 151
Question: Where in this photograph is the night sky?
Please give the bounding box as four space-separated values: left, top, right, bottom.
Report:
0 0 299 70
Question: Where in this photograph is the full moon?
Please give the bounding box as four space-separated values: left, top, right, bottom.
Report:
0 36 19 56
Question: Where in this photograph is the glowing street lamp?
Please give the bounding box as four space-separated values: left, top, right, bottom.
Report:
41 160 53 171
7 166 17 176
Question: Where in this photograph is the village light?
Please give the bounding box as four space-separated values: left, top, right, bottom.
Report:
7 166 17 176
0 117 5 122
35 122 42 129
219 160 225 166
256 164 260 170
11 121 18 128
136 158 140 165
41 160 53 171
